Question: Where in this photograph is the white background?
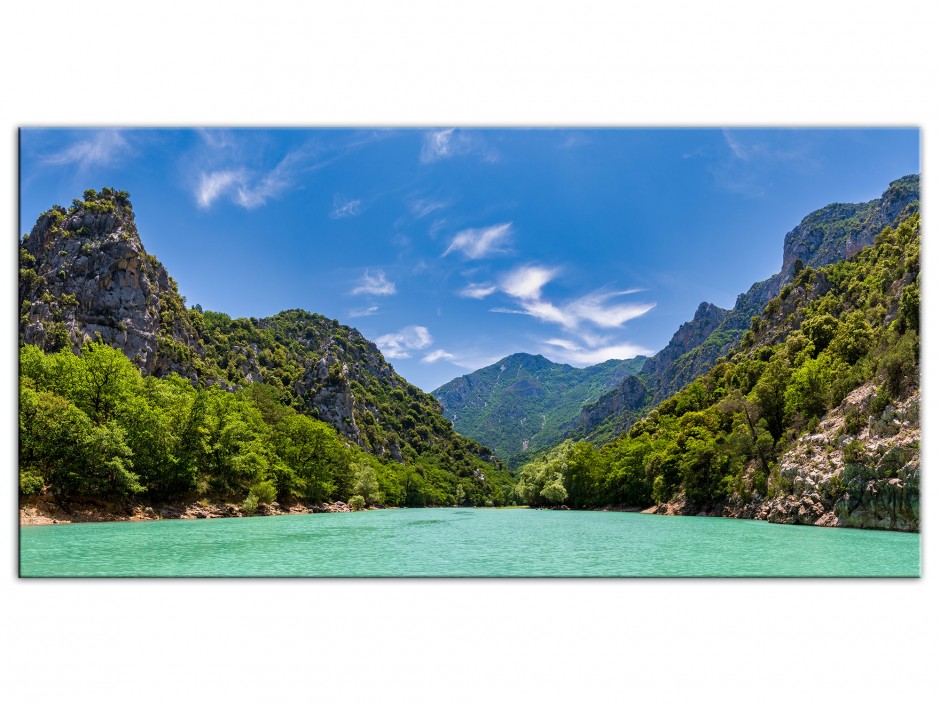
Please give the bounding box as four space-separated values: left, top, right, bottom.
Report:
2 1 938 702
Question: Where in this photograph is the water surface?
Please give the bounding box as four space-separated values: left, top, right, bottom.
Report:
19 508 920 577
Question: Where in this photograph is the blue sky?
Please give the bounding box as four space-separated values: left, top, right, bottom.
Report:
19 127 919 391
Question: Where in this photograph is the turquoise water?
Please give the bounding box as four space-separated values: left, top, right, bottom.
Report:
19 508 920 577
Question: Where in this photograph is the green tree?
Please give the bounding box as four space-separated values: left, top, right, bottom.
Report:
351 462 382 505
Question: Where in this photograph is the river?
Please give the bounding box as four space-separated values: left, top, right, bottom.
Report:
19 508 920 577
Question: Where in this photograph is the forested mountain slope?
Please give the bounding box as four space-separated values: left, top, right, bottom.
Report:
432 353 646 467
515 212 920 531
576 174 920 444
19 189 514 510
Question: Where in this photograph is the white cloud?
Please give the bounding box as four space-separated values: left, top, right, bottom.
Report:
420 128 498 164
460 283 498 299
514 299 575 327
348 306 379 318
421 129 458 162
410 197 450 219
722 129 751 160
486 265 656 357
376 326 433 359
444 222 514 259
541 339 654 366
330 193 363 219
351 270 396 296
190 132 324 209
233 157 295 208
42 130 131 170
500 265 557 300
195 154 297 209
197 170 246 208
713 130 820 198
422 349 456 364
567 290 656 328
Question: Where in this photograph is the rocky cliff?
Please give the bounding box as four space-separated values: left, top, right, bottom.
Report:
577 174 920 441
19 189 506 484
19 188 203 379
649 383 920 532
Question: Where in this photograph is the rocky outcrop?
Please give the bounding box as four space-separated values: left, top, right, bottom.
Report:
645 383 920 532
577 174 920 440
577 375 650 438
641 302 729 381
296 354 363 444
19 190 500 480
19 189 202 378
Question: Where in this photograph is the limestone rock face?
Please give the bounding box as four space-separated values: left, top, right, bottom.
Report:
728 384 920 531
575 174 920 441
19 190 504 484
19 191 201 378
577 375 650 438
295 354 363 445
781 174 919 276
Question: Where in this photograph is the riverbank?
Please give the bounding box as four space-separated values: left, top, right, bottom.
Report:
19 495 370 526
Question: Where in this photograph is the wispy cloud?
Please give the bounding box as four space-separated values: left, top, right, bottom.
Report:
330 193 363 219
443 223 514 259
541 339 653 366
723 129 751 160
566 290 654 328
706 129 821 198
42 130 131 170
420 128 499 164
460 283 498 299
500 265 558 300
190 129 384 210
480 264 656 364
351 270 396 296
422 349 456 364
348 306 379 318
195 148 305 209
410 197 450 219
376 325 433 359
197 170 246 208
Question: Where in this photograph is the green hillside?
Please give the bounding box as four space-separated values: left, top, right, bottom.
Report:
516 213 920 531
433 353 646 467
19 189 514 510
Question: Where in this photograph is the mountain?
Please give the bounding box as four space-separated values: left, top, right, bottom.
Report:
576 174 920 443
432 352 646 467
19 188 514 508
515 209 920 531
19 189 204 379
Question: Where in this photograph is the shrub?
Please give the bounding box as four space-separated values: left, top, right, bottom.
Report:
348 494 366 511
250 479 277 505
20 470 44 495
241 492 259 516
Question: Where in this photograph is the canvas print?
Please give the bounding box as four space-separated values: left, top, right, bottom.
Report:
18 127 921 576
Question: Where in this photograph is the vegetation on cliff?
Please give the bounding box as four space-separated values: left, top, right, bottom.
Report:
572 175 920 445
19 190 514 510
432 352 646 468
514 213 920 530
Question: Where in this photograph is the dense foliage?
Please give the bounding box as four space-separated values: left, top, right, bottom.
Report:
514 214 920 510
20 342 513 509
19 188 516 510
570 174 920 445
433 353 646 467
